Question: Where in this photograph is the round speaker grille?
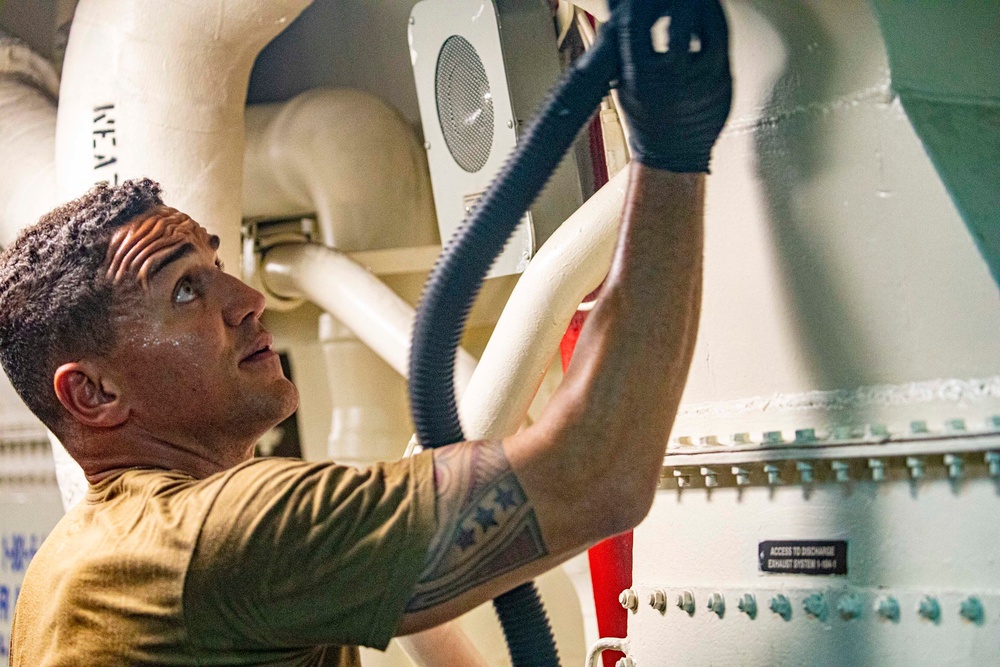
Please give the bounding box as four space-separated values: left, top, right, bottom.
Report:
435 35 494 173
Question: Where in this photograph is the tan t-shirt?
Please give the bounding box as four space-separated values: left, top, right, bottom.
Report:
10 453 436 666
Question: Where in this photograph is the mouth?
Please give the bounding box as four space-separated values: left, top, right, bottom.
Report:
241 332 277 365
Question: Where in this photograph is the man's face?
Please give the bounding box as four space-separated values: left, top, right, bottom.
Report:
100 206 298 455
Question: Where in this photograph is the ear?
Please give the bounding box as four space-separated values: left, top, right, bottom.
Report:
53 362 129 429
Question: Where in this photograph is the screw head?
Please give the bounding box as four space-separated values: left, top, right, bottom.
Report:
796 461 814 484
960 596 984 624
875 595 900 622
506 119 514 129
868 458 886 482
732 466 750 486
769 594 792 621
803 593 828 621
409 15 415 24
831 460 851 483
737 593 757 619
918 596 940 622
837 593 863 620
423 141 431 150
906 456 926 480
706 592 725 617
763 464 782 486
944 454 964 479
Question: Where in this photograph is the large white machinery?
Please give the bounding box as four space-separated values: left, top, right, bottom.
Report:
1 0 998 665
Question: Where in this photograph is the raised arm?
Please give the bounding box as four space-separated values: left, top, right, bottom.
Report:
397 0 732 634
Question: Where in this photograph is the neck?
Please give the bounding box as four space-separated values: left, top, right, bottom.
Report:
65 425 257 483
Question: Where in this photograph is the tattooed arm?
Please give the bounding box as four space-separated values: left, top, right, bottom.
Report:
397 165 705 633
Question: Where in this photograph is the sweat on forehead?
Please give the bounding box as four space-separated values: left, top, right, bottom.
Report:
104 206 218 288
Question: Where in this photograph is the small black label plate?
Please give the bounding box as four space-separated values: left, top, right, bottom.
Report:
759 540 848 575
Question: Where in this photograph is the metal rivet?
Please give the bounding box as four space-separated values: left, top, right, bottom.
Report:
875 595 900 622
837 593 863 620
706 592 725 618
960 597 983 624
700 467 718 487
832 425 857 440
732 466 750 486
506 119 514 129
985 452 1000 477
763 431 784 444
918 596 940 622
648 589 667 613
803 593 828 621
868 458 886 482
945 418 967 433
770 594 792 621
763 464 782 485
423 141 431 150
906 456 926 480
944 453 964 479
796 461 814 484
619 588 638 612
910 420 929 434
676 590 695 615
866 423 889 439
831 460 850 483
737 593 757 619
795 428 817 443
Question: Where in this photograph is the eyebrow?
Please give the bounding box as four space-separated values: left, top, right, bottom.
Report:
145 242 196 284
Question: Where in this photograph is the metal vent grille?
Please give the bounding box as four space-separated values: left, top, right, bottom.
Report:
435 35 494 173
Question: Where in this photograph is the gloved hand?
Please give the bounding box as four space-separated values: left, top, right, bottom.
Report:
617 0 732 173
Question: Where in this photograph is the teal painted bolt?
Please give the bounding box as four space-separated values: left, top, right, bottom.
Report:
831 460 851 483
737 594 757 619
944 454 964 479
796 461 814 484
910 420 929 434
875 595 900 622
945 418 967 433
836 593 863 620
763 431 784 444
906 456 926 480
832 425 857 440
769 594 792 621
763 464 782 485
985 452 1000 478
676 590 695 615
866 423 889 439
960 597 984 624
803 593 828 621
706 592 725 618
795 428 817 443
868 458 887 482
918 596 940 622
732 432 752 445
990 415 1000 431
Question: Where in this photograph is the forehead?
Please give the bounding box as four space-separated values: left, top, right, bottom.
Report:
105 206 217 290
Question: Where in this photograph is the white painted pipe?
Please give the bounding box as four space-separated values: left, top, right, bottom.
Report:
262 243 477 396
460 167 629 440
0 34 59 246
244 88 438 252
56 0 312 274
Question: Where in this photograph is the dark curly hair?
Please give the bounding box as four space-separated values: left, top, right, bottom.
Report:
0 178 164 430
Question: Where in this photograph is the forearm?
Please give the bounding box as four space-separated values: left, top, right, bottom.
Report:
509 163 704 550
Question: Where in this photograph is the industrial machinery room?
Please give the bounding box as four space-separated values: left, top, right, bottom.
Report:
1 0 997 665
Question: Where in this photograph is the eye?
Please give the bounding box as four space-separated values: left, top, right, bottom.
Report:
173 277 198 304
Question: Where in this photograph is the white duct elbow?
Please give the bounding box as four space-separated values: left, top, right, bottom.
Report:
0 34 59 246
460 167 630 440
56 0 312 273
261 243 477 396
244 88 438 252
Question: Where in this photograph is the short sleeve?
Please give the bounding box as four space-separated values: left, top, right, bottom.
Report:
184 452 436 652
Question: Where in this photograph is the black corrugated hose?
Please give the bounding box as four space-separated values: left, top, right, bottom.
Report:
408 5 625 667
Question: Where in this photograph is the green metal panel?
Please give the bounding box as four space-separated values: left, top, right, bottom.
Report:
870 0 1000 285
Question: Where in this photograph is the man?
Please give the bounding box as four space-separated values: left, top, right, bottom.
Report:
3 0 731 664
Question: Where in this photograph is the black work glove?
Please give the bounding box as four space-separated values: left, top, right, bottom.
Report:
617 0 733 173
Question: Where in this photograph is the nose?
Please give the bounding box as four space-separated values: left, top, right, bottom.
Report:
221 272 266 328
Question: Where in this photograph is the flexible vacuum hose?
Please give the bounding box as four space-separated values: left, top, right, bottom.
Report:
408 13 622 667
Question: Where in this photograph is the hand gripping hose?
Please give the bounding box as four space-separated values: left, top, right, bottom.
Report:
408 9 623 667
